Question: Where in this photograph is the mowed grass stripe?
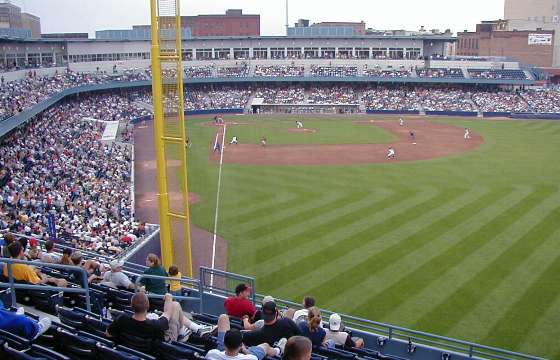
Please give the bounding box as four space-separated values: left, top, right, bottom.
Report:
242 190 370 239
268 187 467 299
346 187 513 319
447 227 560 353
480 218 560 350
370 186 534 326
305 186 490 310
517 273 560 358
226 191 346 234
412 185 558 335
258 187 442 293
238 188 402 275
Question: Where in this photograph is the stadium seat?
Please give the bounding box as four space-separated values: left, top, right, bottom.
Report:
96 343 144 360
0 341 36 360
0 328 32 351
157 341 203 360
28 344 71 360
54 327 98 359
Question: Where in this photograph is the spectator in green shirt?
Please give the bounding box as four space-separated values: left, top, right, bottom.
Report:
140 253 168 294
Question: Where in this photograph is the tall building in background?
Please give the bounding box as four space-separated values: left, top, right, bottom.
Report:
505 0 560 22
21 12 40 37
0 1 22 29
0 1 41 38
180 9 260 37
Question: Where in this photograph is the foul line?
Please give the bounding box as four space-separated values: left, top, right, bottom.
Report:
210 123 227 287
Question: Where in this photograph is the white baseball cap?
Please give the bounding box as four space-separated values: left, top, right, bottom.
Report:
329 313 342 331
110 259 124 270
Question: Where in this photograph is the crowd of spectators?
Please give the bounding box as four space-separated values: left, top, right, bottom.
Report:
520 88 560 113
185 66 214 78
0 92 148 254
310 66 358 77
255 86 305 104
363 67 413 78
471 91 530 113
417 68 464 79
254 65 305 77
217 65 249 78
185 86 251 110
420 88 476 112
308 86 357 104
361 87 420 111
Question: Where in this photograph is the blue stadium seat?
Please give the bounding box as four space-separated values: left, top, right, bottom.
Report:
28 344 71 360
96 343 144 360
0 341 36 360
157 341 203 360
0 328 32 351
54 327 97 359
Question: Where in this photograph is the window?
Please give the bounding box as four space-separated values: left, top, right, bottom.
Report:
233 48 250 59
195 49 212 60
304 47 319 59
372 48 386 59
270 47 285 59
355 47 369 59
253 48 267 59
321 47 335 59
214 48 230 59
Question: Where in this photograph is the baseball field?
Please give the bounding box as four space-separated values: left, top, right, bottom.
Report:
138 115 560 358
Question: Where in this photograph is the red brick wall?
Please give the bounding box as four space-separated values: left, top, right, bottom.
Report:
458 31 554 67
181 15 260 37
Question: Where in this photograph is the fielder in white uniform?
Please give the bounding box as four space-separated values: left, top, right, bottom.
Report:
464 128 471 140
399 118 404 126
296 121 304 129
230 136 238 144
387 147 396 160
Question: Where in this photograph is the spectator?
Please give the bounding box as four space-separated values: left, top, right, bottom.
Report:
2 241 67 287
297 307 326 347
0 300 51 340
242 301 301 347
283 336 312 360
140 253 167 294
39 240 60 263
106 292 172 354
224 283 256 319
324 313 364 348
101 259 135 289
206 315 284 360
26 238 40 260
59 248 73 265
167 265 182 297
1 233 15 258
243 295 274 331
291 296 316 324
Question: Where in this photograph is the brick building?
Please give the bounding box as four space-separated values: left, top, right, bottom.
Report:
180 9 260 37
457 21 555 67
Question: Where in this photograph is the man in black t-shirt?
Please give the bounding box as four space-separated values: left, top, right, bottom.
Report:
106 292 172 354
243 301 301 347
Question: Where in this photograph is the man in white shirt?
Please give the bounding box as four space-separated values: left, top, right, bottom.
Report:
101 259 135 289
291 296 316 324
39 240 60 263
324 313 364 348
206 314 285 360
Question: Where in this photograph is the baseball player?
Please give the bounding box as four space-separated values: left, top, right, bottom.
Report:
296 121 304 129
409 131 416 144
230 136 238 145
260 137 267 147
213 141 222 153
387 147 396 160
464 128 471 140
399 118 404 126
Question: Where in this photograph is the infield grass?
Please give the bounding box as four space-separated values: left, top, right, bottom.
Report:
181 115 560 359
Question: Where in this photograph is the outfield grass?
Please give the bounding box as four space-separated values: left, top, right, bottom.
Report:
184 115 560 359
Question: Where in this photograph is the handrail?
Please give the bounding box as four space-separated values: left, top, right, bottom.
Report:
0 258 92 312
133 273 201 309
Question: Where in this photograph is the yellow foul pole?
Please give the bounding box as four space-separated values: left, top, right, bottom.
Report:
149 0 193 277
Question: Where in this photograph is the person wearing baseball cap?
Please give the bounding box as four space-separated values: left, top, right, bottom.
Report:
242 301 301 348
101 258 135 289
324 313 364 348
206 314 285 360
224 283 256 319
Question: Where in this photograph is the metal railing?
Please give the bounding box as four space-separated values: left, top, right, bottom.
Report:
133 273 200 309
0 258 92 312
199 267 256 315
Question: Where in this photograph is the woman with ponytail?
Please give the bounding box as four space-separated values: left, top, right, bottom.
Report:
296 307 326 347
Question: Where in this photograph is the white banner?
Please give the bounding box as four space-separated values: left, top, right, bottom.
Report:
528 34 553 46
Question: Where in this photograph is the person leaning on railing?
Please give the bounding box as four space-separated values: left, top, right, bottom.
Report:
2 241 67 288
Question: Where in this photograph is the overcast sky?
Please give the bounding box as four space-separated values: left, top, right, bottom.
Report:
11 0 505 36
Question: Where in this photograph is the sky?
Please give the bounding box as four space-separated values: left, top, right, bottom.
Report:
10 0 505 36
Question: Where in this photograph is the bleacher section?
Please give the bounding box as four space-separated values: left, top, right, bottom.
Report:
467 69 528 80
